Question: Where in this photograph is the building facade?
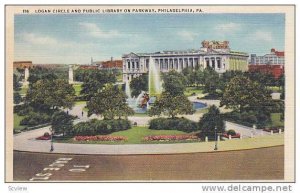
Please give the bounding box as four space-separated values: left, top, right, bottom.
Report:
122 40 249 81
250 48 285 65
13 61 33 69
249 48 285 79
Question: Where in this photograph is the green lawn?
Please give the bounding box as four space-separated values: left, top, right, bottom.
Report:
116 74 123 82
19 86 28 95
111 126 187 144
184 87 203 96
73 84 82 96
75 100 87 105
268 86 281 92
269 113 284 127
14 113 26 131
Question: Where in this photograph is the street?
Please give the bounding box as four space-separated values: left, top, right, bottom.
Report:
13 146 283 181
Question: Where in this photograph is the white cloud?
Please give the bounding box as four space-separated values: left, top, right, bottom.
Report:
78 22 120 38
177 30 198 41
215 22 241 33
252 30 273 42
20 32 58 45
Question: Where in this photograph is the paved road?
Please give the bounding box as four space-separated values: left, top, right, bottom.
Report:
13 146 284 181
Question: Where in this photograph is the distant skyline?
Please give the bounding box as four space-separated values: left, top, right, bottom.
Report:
14 13 285 64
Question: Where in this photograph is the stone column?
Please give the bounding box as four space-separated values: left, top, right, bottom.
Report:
166 59 169 71
68 65 74 84
24 67 29 85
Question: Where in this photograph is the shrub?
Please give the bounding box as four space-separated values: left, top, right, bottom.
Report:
71 119 131 136
20 112 51 126
227 129 236 136
149 117 198 132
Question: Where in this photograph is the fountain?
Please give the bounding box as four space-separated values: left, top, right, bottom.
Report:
124 56 207 113
148 56 162 97
125 80 132 99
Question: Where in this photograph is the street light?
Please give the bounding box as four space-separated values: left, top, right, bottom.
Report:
50 127 54 152
214 127 218 151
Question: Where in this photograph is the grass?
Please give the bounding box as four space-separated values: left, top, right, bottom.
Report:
116 74 123 82
56 126 189 144
14 113 26 131
19 86 28 95
75 100 87 105
268 86 281 92
218 134 284 150
269 113 284 127
73 84 82 96
184 87 203 96
111 126 187 144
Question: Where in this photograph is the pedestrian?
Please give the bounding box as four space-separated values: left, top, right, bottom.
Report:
82 111 84 117
66 110 69 115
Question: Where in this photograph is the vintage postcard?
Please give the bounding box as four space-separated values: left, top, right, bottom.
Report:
5 5 295 183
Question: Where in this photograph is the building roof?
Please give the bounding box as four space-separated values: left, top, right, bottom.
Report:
123 49 248 58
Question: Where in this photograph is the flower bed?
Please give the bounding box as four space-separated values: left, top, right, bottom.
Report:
222 133 241 139
74 135 127 141
36 132 51 140
263 127 283 133
144 134 199 141
36 135 51 140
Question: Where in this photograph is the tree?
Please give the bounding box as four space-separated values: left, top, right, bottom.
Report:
14 92 22 104
218 71 243 92
51 111 74 136
80 70 116 100
14 73 22 104
130 74 148 97
87 84 134 119
220 75 272 113
181 67 195 86
202 68 220 96
26 79 75 111
162 70 187 96
13 73 22 91
278 74 285 99
198 105 224 137
28 67 62 85
148 92 195 118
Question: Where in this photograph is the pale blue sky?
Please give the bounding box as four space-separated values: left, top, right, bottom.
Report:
14 13 285 64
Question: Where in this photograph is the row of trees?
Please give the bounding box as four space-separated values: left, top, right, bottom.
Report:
182 67 284 98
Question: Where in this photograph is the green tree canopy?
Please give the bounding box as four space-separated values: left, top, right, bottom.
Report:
198 105 224 137
130 74 148 97
51 111 74 136
162 70 187 96
26 79 76 111
148 92 195 118
87 84 134 119
202 67 220 96
80 70 116 100
220 75 272 113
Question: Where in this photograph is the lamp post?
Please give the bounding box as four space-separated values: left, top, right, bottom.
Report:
50 127 54 152
214 127 218 151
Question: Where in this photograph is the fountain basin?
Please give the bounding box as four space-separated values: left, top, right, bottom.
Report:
127 100 207 114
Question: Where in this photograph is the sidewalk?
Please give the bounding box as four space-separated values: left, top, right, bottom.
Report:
14 126 284 155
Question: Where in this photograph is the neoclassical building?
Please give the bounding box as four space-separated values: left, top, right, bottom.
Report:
122 40 249 81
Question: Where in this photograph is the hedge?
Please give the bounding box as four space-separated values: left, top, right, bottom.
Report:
71 119 131 136
148 117 198 132
20 112 51 126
